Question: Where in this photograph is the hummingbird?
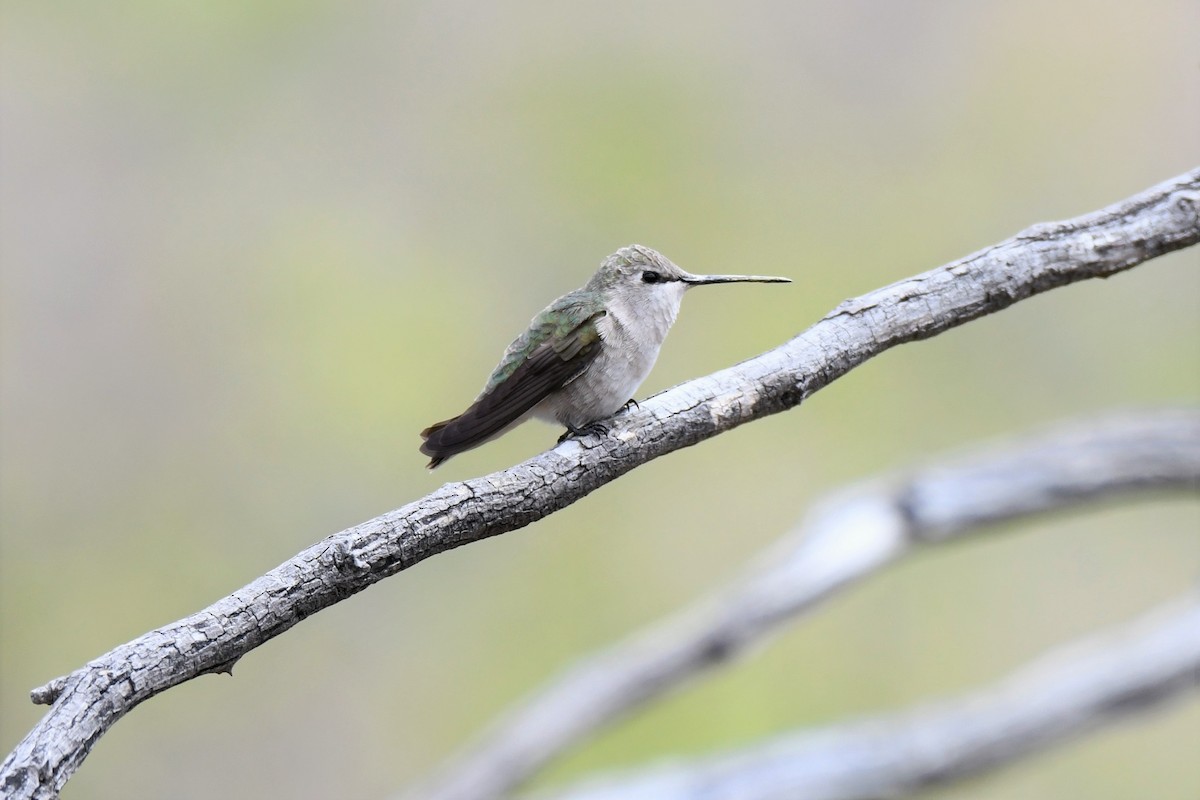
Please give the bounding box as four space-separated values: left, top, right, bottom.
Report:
419 244 790 468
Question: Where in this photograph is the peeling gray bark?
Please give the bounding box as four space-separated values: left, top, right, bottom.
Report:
401 411 1200 800
2 169 1198 799
528 593 1200 800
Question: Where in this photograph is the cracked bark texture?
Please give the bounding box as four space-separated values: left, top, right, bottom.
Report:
2 168 1198 799
528 593 1200 800
401 410 1200 800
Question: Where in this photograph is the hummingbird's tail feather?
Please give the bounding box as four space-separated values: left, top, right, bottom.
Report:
419 420 454 469
418 335 603 468
419 405 517 469
418 316 605 468
418 385 541 468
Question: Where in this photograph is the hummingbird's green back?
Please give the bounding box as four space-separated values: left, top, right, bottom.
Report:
485 289 607 393
419 287 607 468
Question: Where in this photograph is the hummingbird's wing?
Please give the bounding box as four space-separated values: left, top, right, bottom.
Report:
420 291 606 468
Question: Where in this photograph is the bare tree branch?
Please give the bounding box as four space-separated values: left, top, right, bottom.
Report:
401 410 1200 800
527 592 1200 800
3 171 1198 799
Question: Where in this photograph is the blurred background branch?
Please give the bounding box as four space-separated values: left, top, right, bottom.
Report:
402 410 1200 800
529 591 1200 800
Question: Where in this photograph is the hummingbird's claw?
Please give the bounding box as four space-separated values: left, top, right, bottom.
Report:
621 397 640 412
558 420 611 444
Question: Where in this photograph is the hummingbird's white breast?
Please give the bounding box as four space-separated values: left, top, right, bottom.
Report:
532 282 687 428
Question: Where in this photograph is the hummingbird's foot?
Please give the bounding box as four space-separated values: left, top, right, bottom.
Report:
557 420 611 444
621 397 640 412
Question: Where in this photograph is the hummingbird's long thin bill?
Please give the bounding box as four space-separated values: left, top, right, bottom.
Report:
684 273 792 285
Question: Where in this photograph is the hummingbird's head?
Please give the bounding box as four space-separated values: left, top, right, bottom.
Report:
589 244 689 295
588 244 791 312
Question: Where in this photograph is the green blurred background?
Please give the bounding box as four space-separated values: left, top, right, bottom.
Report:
2 2 1198 798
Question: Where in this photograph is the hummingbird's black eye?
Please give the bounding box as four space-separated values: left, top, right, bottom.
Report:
642 270 662 284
